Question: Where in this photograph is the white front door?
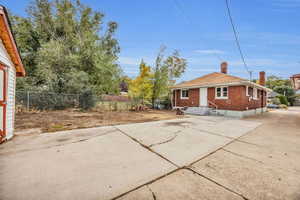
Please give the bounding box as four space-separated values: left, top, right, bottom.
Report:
199 88 208 106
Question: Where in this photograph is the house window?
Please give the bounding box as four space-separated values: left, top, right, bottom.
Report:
215 87 228 99
181 89 189 99
216 87 222 97
253 88 258 99
246 86 253 97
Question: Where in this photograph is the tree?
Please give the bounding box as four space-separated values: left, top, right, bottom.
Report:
266 75 295 105
266 75 291 90
151 46 187 107
10 0 122 95
129 60 153 105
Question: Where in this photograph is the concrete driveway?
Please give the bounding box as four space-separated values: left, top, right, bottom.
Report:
1 108 300 200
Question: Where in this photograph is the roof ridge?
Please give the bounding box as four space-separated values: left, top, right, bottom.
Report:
172 71 247 88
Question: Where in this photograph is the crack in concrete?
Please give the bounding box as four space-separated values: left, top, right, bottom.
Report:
190 126 266 149
222 148 300 174
111 120 261 200
0 129 116 155
184 167 249 200
187 124 260 168
110 168 181 200
147 186 157 200
189 127 234 140
148 131 181 148
113 126 180 168
234 139 265 148
221 148 264 164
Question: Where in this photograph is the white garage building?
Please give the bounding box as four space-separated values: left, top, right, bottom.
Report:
0 6 25 143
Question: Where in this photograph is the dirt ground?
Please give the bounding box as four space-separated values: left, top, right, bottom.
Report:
15 109 184 134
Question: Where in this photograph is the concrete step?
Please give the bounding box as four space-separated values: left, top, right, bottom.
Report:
184 107 212 116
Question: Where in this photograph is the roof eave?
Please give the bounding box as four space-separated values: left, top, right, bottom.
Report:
0 5 25 77
241 81 273 92
171 81 273 92
171 81 246 90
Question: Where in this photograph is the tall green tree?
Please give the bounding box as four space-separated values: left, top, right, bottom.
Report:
10 0 122 95
152 46 187 106
266 75 296 105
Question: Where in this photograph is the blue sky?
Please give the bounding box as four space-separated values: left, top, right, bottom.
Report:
1 0 300 81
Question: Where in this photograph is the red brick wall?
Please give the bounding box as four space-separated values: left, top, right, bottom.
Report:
173 88 199 107
208 86 266 111
208 86 247 111
173 86 267 111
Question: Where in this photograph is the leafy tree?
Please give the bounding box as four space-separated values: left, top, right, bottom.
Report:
151 46 187 107
266 75 295 105
266 75 291 90
10 0 122 95
278 95 289 106
129 60 153 105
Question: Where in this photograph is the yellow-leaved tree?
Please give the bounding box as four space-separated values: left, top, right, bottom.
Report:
129 60 153 105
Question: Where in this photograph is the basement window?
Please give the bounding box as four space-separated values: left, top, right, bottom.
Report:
181 89 189 99
215 87 228 99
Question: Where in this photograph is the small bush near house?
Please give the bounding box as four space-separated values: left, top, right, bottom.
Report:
278 95 289 106
79 90 96 110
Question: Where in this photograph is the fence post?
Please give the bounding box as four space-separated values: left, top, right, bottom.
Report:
27 91 30 111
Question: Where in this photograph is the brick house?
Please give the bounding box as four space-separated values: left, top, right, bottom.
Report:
290 74 300 90
290 73 300 106
171 62 271 117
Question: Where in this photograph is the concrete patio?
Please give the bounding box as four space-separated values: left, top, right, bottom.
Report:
1 108 300 200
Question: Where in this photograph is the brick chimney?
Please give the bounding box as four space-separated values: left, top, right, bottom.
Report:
220 62 228 74
259 71 266 86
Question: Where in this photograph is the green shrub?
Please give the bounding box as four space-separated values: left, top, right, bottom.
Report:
271 97 280 105
278 95 289 106
79 90 96 110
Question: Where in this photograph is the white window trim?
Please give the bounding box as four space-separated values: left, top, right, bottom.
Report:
246 86 249 96
180 89 189 99
253 88 258 100
215 86 228 99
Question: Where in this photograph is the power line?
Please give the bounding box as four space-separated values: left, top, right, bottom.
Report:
225 0 251 77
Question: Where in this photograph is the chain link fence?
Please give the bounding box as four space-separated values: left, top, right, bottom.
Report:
15 91 169 112
16 91 81 110
16 91 136 111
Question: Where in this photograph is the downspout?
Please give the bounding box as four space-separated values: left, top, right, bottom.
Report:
174 90 177 108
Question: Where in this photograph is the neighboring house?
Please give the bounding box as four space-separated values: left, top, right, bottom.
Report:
171 62 271 117
0 6 25 142
290 73 300 90
290 73 300 106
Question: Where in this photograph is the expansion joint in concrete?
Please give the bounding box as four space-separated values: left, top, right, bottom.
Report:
110 168 182 200
113 126 180 168
147 185 157 200
221 148 264 164
184 167 250 200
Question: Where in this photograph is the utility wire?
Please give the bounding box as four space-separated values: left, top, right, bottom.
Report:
225 0 251 77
